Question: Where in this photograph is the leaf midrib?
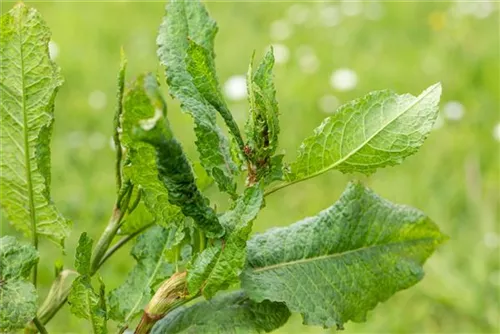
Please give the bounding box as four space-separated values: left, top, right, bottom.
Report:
250 237 436 273
17 10 38 258
293 85 438 180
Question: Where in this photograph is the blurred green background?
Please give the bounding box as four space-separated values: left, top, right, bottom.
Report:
1 1 499 333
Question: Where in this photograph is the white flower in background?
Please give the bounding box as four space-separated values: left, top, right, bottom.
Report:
88 132 106 150
443 101 465 121
109 137 116 151
223 75 247 101
287 4 310 25
454 1 495 19
296 45 319 74
318 95 340 114
484 232 499 249
270 20 292 41
319 5 341 27
270 44 290 64
67 131 85 149
48 41 59 60
493 123 500 142
88 90 107 111
364 2 384 21
340 0 363 17
330 68 358 91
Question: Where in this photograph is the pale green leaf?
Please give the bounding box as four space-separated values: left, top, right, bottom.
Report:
0 3 70 246
122 74 184 229
75 232 93 276
241 182 446 328
108 225 174 324
133 80 224 238
151 290 290 334
0 236 38 331
157 0 238 195
188 186 263 298
68 276 107 334
287 83 442 182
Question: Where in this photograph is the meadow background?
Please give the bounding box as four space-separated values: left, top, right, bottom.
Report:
1 1 499 333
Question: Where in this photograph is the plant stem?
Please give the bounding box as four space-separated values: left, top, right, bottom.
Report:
32 317 47 334
97 222 154 270
90 183 133 275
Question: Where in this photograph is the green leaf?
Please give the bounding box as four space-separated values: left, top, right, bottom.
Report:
0 235 38 280
68 276 107 334
122 74 184 229
241 182 447 328
152 290 290 334
186 39 244 151
108 225 174 324
157 0 239 195
188 186 263 298
0 3 70 246
0 236 38 331
0 280 38 332
133 78 224 239
246 49 280 183
75 232 93 276
287 83 442 182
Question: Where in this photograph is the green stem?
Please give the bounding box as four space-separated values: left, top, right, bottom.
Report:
198 229 205 252
32 317 47 334
97 222 154 270
90 183 133 275
264 179 299 197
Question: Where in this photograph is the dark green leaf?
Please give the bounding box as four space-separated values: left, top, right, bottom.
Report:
0 3 70 246
133 79 224 238
151 290 290 334
122 74 183 230
0 235 38 280
187 186 263 298
241 182 447 328
157 0 238 195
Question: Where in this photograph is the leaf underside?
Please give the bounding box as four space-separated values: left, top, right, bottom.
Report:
0 236 39 331
0 3 70 246
287 83 442 181
157 0 239 195
241 182 446 328
151 290 291 334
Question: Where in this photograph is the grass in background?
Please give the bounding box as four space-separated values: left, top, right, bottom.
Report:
0 1 498 333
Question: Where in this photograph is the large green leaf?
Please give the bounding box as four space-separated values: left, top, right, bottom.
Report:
108 225 174 325
121 74 183 230
0 3 70 246
0 236 38 331
157 0 239 195
151 291 290 334
246 49 280 184
241 182 446 328
68 233 107 334
133 77 224 238
286 83 441 182
187 186 263 298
